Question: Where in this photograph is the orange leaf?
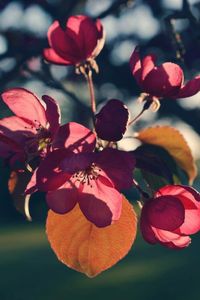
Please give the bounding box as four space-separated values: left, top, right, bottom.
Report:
46 197 137 277
136 126 197 184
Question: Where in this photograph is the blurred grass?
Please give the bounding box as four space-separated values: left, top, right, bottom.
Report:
0 223 200 300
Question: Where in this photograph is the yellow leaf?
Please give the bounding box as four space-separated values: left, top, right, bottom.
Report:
136 126 197 184
46 197 137 277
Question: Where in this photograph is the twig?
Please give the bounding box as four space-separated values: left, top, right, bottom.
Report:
96 0 135 19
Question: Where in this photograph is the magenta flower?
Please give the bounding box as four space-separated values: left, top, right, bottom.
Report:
0 88 95 167
95 99 129 141
25 120 96 195
140 185 200 249
35 143 135 227
43 15 105 66
0 88 60 166
130 47 200 99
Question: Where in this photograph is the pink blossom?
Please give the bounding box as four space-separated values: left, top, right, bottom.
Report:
25 121 96 194
140 185 200 249
130 47 200 99
43 15 105 66
35 145 135 227
0 88 95 167
0 88 60 166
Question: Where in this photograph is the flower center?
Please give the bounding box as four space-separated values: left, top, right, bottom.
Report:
24 120 51 158
72 163 101 187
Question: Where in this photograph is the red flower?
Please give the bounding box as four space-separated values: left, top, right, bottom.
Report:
43 15 105 66
35 140 135 227
140 185 200 249
25 121 96 193
0 88 60 166
0 88 95 167
95 99 129 141
130 47 200 99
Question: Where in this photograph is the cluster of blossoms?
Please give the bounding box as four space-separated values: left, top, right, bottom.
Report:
1 14 200 275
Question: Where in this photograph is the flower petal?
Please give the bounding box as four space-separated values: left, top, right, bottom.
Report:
46 180 78 214
175 75 200 98
67 15 103 59
143 62 183 97
156 185 200 235
78 175 122 227
130 47 142 85
95 99 129 141
0 116 35 144
140 201 157 244
1 88 47 127
178 208 200 235
47 20 81 64
141 54 156 81
147 196 185 231
61 152 95 174
43 48 72 65
156 185 200 207
91 18 105 59
42 95 61 136
95 148 135 190
36 149 70 192
152 227 191 249
53 122 96 153
163 236 191 249
45 16 104 65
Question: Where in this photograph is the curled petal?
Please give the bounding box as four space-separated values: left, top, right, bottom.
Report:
175 75 200 98
42 95 61 136
1 88 47 127
91 19 106 59
156 185 200 207
143 63 183 97
96 148 135 190
95 99 129 141
53 122 96 153
152 227 191 249
147 196 185 231
163 237 191 249
78 176 122 227
43 48 73 65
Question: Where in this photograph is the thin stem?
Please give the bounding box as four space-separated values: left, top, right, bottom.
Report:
128 107 146 126
128 100 151 126
86 71 96 122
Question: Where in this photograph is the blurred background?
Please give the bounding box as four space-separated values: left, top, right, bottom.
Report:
1 0 200 299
